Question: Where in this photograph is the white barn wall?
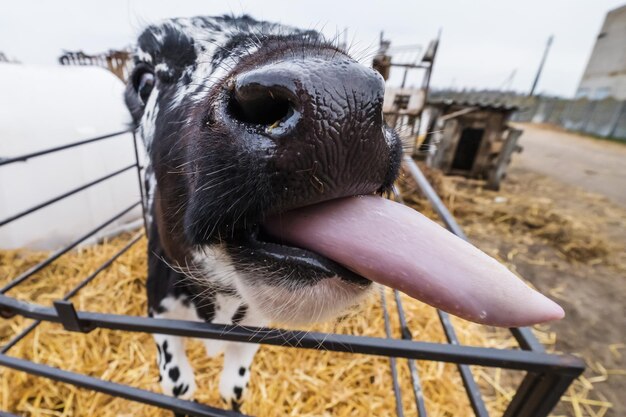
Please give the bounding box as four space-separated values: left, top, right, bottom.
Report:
0 63 144 250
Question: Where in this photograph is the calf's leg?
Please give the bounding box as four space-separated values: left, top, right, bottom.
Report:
153 333 197 400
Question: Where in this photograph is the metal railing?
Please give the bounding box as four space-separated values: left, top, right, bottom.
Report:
0 129 585 417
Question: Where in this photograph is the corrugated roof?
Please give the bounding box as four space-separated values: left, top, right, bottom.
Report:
428 90 530 111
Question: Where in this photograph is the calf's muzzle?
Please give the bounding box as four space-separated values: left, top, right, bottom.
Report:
223 55 401 213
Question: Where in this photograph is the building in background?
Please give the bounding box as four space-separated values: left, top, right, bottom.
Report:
576 4 626 100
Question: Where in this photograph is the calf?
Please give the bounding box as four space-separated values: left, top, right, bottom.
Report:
125 15 399 410
125 14 563 412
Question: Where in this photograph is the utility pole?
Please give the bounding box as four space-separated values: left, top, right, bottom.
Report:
529 35 553 96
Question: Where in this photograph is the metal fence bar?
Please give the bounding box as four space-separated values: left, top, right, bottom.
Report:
380 288 405 417
0 163 136 228
1 232 144 354
0 129 132 167
526 373 578 417
0 295 585 374
402 155 466 238
0 202 140 294
0 320 40 354
437 310 489 417
64 232 143 300
502 373 543 417
510 327 545 352
0 355 245 417
131 131 149 234
502 371 580 417
393 290 428 417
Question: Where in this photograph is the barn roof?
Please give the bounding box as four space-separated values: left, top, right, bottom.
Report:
428 90 528 111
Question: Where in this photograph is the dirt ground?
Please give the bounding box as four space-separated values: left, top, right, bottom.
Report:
410 124 626 416
511 123 626 208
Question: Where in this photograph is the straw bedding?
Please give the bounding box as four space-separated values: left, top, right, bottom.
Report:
0 170 617 416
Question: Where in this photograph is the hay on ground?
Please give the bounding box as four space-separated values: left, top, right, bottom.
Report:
0 196 616 417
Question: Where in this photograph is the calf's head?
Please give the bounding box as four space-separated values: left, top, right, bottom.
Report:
127 16 564 327
126 16 401 323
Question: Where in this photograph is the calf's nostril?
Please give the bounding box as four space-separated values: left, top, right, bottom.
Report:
229 83 295 127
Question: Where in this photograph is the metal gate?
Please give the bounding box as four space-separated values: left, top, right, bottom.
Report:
0 128 585 417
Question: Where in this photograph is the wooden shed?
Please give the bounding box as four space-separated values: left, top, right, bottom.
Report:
423 95 523 190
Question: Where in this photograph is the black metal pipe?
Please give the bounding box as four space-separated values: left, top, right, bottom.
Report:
0 129 132 167
63 232 143 299
381 289 405 417
0 202 140 294
502 371 579 417
0 320 40 354
0 163 136 228
0 295 586 375
402 155 466 238
131 131 149 235
437 310 489 417
393 291 428 417
0 355 246 417
502 372 542 417
510 327 545 352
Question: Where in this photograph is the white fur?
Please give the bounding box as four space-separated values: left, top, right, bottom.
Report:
139 86 159 153
136 48 152 64
153 293 268 406
153 297 201 400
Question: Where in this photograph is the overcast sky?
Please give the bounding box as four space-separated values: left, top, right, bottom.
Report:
1 0 624 97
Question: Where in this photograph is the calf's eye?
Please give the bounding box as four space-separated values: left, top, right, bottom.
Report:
137 72 155 104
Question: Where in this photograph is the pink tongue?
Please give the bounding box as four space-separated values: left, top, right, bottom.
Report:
263 195 564 327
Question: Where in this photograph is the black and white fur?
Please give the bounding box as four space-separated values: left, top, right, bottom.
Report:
125 15 401 411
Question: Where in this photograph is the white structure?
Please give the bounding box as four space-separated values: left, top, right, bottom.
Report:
0 64 142 250
576 4 626 100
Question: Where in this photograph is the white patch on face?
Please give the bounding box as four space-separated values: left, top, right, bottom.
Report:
139 86 159 152
136 48 152 64
168 59 216 109
138 16 309 112
144 165 157 226
155 62 170 73
164 17 288 110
